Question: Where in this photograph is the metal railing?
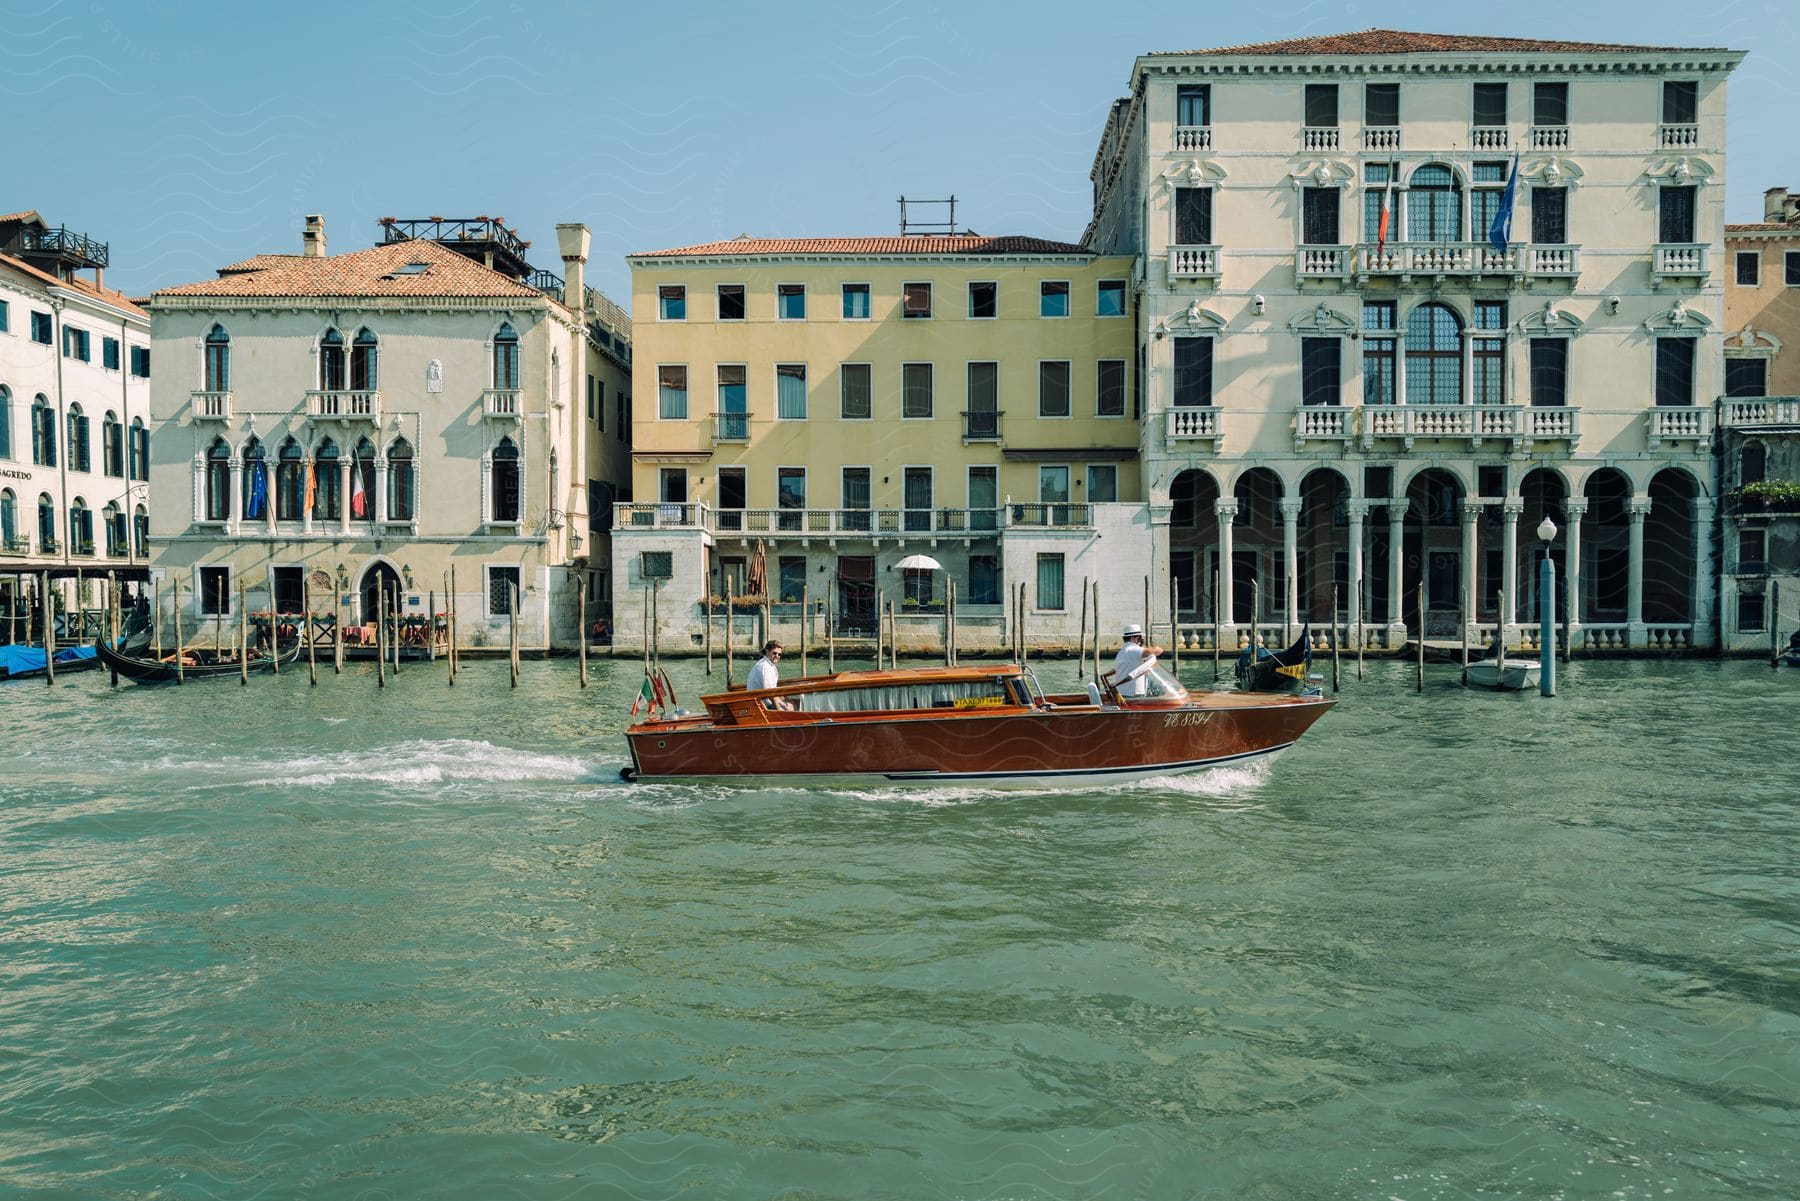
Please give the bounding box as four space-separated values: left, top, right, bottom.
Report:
4 535 31 553
1173 125 1213 151
1009 503 1091 528
1719 396 1800 427
1167 245 1220 278
616 502 706 529
192 390 232 420
961 409 1001 440
4 223 109 268
482 388 521 418
305 390 382 422
714 412 749 442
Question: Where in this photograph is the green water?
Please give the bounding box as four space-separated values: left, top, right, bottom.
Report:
1 656 1796 1199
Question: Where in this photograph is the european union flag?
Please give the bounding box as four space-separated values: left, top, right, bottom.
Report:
246 460 267 519
1488 152 1520 253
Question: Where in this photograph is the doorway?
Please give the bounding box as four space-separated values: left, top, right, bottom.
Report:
359 561 402 627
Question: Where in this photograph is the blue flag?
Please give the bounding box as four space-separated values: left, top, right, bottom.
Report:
1488 152 1520 252
246 460 268 519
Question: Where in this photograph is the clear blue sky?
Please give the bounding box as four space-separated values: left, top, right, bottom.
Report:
8 0 1793 305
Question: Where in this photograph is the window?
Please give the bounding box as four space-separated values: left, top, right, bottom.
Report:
1736 252 1761 286
658 365 688 419
1039 281 1069 318
1532 188 1567 244
0 489 13 545
902 362 932 418
30 311 52 345
778 557 806 604
717 284 745 320
777 467 806 530
31 395 55 466
1038 361 1071 416
133 505 148 556
717 364 746 437
717 467 747 523
203 324 230 391
492 322 519 389
1176 83 1209 127
1363 162 1392 240
203 437 230 521
969 281 997 319
1301 338 1341 405
841 283 870 319
969 553 999 605
102 337 119 370
1662 80 1697 125
1302 188 1340 244
318 327 345 390
198 566 231 616
1405 302 1463 405
1659 187 1696 243
1654 338 1696 407
1408 164 1462 242
1530 339 1568 406
272 567 304 614
1533 82 1568 127
1036 554 1065 611
658 467 688 504
840 467 869 529
130 346 150 377
1097 359 1125 416
902 565 934 606
103 410 123 477
1741 448 1766 487
276 439 304 521
1738 591 1766 634
1305 83 1338 127
968 466 997 531
966 362 998 437
617 393 628 440
0 386 10 459
1365 83 1400 127
1087 464 1117 503
777 283 805 320
1172 338 1213 406
62 326 90 361
903 466 932 532
776 363 807 419
350 437 376 520
129 418 148 480
67 403 90 472
491 437 521 522
36 493 54 549
1175 187 1213 244
240 438 266 519
658 285 686 320
103 502 123 556
1473 301 1505 405
488 566 520 616
902 282 931 319
313 440 340 520
1097 279 1126 317
586 374 599 423
1472 82 1507 127
1787 251 1800 286
1039 465 1069 504
840 363 871 419
350 327 378 390
0 300 7 332
1725 358 1768 398
1470 161 1508 238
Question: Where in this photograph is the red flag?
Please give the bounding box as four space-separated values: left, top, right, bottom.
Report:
630 674 655 716
650 671 666 709
350 464 368 518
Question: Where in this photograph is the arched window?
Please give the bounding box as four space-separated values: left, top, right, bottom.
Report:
204 324 231 392
388 437 415 522
69 497 92 554
550 348 560 405
351 437 376 520
103 501 124 556
318 327 345 391
133 504 149 557
241 437 267 519
31 394 55 467
0 385 11 460
350 327 378 391
37 493 55 550
491 437 521 523
492 322 519 390
0 489 15 546
67 403 90 472
313 439 341 520
1407 164 1462 242
129 417 149 481
1742 442 1767 485
1405 302 1463 405
204 437 231 521
276 438 305 521
103 410 124 477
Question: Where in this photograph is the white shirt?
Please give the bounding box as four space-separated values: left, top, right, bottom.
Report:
747 656 780 692
1113 642 1151 697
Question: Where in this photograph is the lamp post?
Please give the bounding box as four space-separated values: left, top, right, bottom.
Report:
1537 516 1557 697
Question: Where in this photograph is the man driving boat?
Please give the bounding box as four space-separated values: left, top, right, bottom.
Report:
1112 623 1165 698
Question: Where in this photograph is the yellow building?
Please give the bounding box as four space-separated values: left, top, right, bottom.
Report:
617 236 1137 650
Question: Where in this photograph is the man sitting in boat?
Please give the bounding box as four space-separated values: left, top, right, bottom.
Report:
1112 623 1166 698
747 640 796 710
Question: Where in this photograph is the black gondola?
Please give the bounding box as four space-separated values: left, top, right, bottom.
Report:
1234 625 1313 693
93 636 302 686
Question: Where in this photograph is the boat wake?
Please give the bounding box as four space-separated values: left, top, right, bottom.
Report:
230 739 601 790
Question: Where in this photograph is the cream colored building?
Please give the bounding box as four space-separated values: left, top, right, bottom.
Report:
1 210 152 636
617 237 1138 652
1086 30 1744 651
1720 187 1800 648
147 216 631 649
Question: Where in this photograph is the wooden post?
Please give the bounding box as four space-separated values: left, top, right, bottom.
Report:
40 572 54 687
578 576 588 688
1461 576 1470 671
801 584 809 678
1143 575 1151 648
652 583 661 675
642 586 651 675
305 578 317 685
826 577 835 674
391 585 401 675
1092 578 1101 681
107 570 119 687
761 594 770 670
1356 594 1365 681
1212 567 1221 683
333 580 344 675
511 583 521 688
888 599 898 669
948 576 957 667
446 568 455 685
1416 582 1426 693
1170 575 1180 680
376 584 386 689
213 571 224 654
1077 576 1088 678
1772 580 1781 669
875 588 884 668
174 573 185 686
239 582 249 685
725 592 735 686
427 589 436 664
1017 581 1027 667
1251 580 1260 660
704 590 713 674
153 581 162 660
1331 585 1341 692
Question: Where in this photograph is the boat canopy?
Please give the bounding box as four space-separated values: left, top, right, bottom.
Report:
790 676 1010 714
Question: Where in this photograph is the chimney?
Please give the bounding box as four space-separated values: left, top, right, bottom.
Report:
1765 188 1788 224
302 214 326 257
555 222 591 320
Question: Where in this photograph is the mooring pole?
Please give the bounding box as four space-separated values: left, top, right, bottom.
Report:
1212 568 1220 683
1461 576 1471 672
174 574 185 686
153 580 162 660
40 572 55 687
1092 578 1101 681
578 576 588 689
704 590 713 674
1540 549 1557 697
889 599 898 669
801 584 810 677
333 580 344 675
1017 582 1027 667
1416 582 1426 693
376 585 386 689
642 586 650 676
1077 576 1089 678
725 592 735 686
826 578 836 674
511 583 521 688
239 582 249 685
653 583 662 676
1170 575 1181 680
445 568 455 684
1771 580 1781 670
305 578 317 685
1331 585 1341 692
107 570 119 687
875 588 884 668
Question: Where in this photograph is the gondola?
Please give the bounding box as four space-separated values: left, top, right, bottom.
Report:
1 615 153 682
1234 625 1313 694
93 636 302 685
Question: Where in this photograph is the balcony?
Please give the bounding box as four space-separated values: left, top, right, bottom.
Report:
1469 126 1509 150
961 410 1002 441
711 412 749 442
1009 504 1091 529
1359 403 1522 451
1651 243 1708 285
1526 245 1580 276
482 388 521 420
1719 396 1800 428
1356 241 1522 281
1301 126 1340 151
1362 126 1401 151
1173 125 1212 152
712 508 1003 539
1529 125 1570 150
1658 123 1699 149
617 502 707 529
1645 406 1711 449
306 390 381 424
4 535 30 553
1292 406 1353 452
191 390 233 421
1167 245 1220 280
1296 245 1352 280
1166 407 1220 442
72 539 95 557
39 537 60 554
1521 407 1581 444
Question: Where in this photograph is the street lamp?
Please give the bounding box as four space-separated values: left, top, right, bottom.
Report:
1537 516 1557 696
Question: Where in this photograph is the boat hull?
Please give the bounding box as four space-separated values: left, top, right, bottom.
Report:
1462 659 1541 691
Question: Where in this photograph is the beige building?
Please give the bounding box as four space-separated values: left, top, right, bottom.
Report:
147 215 631 649
615 236 1139 652
1 210 152 639
1720 187 1800 648
1086 30 1744 652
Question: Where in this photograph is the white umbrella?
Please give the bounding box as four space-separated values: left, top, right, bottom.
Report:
895 554 942 571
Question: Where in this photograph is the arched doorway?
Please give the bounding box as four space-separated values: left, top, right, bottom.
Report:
1232 467 1284 627
1645 469 1697 626
1519 468 1569 631
1402 467 1465 634
359 561 402 628
1582 469 1632 629
1168 468 1221 627
1297 468 1350 628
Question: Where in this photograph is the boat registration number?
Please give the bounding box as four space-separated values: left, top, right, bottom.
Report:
1163 711 1212 728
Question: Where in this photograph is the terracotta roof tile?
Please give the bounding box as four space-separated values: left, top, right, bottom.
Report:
215 253 307 275
153 238 547 301
1160 29 1727 56
0 210 44 226
0 252 147 320
632 235 1091 259
1728 222 1800 234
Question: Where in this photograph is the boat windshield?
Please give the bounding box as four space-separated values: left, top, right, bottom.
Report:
1128 666 1187 701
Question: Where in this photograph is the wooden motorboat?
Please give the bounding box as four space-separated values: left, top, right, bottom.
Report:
1235 627 1312 694
94 637 302 685
622 661 1334 789
1463 635 1541 691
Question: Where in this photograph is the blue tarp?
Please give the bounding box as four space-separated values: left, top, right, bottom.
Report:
0 645 98 679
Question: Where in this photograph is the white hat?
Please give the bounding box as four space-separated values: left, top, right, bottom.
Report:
1121 623 1144 638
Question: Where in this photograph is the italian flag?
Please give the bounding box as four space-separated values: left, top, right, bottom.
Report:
630 674 656 716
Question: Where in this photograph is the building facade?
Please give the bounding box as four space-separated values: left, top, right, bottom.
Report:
616 237 1138 652
1 210 152 639
1720 187 1800 648
147 216 631 649
1086 30 1744 652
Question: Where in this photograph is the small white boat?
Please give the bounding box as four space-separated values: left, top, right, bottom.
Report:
1463 658 1541 691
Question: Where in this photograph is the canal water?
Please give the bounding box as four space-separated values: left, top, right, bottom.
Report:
1 655 1795 1200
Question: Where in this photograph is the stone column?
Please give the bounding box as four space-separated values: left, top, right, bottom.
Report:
375 457 389 526
1347 500 1367 638
1564 499 1586 651
1627 497 1651 645
229 460 244 537
1461 498 1482 642
1691 495 1716 650
1280 498 1301 642
338 457 352 535
1501 502 1522 644
1387 502 1406 643
1215 499 1237 645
